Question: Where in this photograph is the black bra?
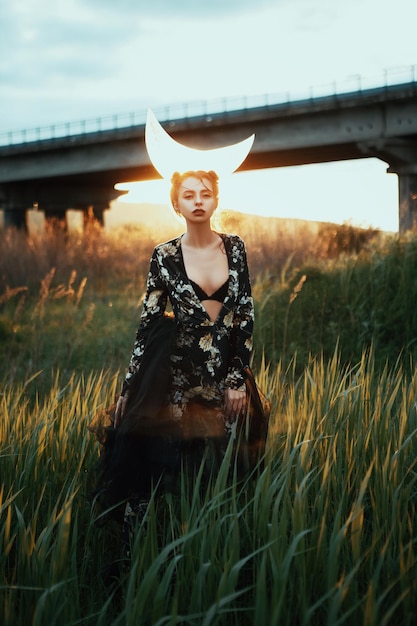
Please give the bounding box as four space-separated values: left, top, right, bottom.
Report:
179 244 229 303
189 278 229 303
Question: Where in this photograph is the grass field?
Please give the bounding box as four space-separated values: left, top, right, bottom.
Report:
1 220 417 625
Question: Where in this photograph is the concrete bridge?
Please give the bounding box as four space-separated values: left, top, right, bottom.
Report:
0 78 417 231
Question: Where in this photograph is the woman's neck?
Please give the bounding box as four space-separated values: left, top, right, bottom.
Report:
182 223 219 249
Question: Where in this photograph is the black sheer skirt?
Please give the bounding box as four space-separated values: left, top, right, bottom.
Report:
88 315 269 523
88 316 225 519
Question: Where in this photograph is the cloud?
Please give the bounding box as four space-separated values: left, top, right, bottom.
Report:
0 2 144 89
79 0 281 17
3 0 274 94
0 0 416 134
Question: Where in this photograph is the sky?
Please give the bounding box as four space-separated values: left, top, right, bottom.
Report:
1 0 416 231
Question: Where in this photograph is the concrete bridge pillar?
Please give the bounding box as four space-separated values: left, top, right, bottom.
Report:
361 136 417 233
0 180 126 230
3 206 29 229
398 173 417 232
383 138 417 232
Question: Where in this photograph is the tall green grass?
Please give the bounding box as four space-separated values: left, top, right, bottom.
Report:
0 220 392 387
1 222 417 624
253 231 417 372
1 352 416 625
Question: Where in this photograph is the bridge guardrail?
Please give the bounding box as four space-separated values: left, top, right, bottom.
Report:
0 65 416 147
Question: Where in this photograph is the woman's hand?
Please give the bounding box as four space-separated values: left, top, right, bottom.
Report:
114 395 128 428
224 387 246 419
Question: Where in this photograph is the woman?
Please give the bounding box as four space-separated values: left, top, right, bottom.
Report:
117 169 251 423
89 114 268 527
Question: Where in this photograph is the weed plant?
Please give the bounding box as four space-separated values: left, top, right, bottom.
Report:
1 220 417 624
253 231 417 373
0 219 385 388
1 354 416 625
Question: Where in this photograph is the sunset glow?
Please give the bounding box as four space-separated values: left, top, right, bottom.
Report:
1 1 411 233
115 157 399 231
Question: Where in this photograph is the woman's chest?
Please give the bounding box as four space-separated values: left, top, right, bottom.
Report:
181 246 229 296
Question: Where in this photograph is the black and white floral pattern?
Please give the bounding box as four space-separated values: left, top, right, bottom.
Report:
123 233 254 429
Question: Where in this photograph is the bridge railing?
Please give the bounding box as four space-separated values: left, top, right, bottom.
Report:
0 65 415 147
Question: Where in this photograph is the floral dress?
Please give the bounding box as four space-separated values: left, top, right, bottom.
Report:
89 233 256 514
122 233 253 436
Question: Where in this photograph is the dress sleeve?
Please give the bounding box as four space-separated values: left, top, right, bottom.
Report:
121 248 168 395
224 238 254 390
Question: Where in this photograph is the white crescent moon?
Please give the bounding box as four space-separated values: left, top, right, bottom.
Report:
145 108 255 179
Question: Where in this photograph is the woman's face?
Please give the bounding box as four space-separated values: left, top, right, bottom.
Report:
175 176 217 223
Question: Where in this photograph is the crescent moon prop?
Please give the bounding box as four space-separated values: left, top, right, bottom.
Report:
145 108 255 179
